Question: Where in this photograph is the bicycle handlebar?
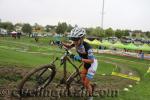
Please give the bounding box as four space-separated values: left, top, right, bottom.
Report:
58 42 72 55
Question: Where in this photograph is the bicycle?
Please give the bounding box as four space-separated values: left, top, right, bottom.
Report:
17 46 84 97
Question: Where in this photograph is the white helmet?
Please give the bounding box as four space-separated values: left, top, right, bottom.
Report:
69 26 86 40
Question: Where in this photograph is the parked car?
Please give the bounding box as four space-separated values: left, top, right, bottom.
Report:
121 36 133 43
108 37 118 43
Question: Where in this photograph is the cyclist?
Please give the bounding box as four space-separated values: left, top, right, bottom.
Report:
62 26 98 98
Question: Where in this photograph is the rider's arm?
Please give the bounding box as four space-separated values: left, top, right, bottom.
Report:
62 42 75 49
81 59 94 63
81 49 94 64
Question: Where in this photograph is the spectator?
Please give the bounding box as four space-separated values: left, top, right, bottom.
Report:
17 32 21 39
139 50 144 60
35 36 39 42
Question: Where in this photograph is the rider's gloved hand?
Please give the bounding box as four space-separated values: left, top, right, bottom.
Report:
74 55 82 61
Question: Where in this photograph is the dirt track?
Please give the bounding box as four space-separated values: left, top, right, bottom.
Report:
0 66 136 100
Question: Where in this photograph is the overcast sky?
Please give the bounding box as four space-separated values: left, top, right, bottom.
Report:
0 0 150 31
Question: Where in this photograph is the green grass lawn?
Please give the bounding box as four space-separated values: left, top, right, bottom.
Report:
0 36 150 100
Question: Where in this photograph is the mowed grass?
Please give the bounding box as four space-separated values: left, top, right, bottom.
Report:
0 36 150 100
0 45 114 74
0 48 50 67
0 36 115 74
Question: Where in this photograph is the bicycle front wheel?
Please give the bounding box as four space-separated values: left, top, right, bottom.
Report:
17 64 56 96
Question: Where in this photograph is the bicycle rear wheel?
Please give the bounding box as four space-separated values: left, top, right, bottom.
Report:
17 64 56 97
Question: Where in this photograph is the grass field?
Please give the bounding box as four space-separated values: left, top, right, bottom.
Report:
0 36 150 100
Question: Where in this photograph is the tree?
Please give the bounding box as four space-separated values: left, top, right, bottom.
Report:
105 28 114 37
50 25 56 33
22 23 32 36
44 25 56 33
85 27 94 35
66 24 73 32
45 25 50 32
15 23 23 32
92 27 104 37
0 22 14 32
14 23 23 27
85 27 104 37
123 30 130 36
115 29 123 38
145 31 150 38
132 33 136 37
56 22 67 34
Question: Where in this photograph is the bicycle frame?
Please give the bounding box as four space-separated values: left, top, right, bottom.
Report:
51 47 83 85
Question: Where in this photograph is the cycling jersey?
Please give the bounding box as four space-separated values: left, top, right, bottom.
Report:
71 41 95 69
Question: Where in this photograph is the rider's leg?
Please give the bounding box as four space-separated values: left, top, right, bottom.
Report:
80 63 85 82
80 68 87 84
84 77 93 96
80 68 93 96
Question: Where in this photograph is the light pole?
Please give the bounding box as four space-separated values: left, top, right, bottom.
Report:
101 0 105 29
101 0 106 38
